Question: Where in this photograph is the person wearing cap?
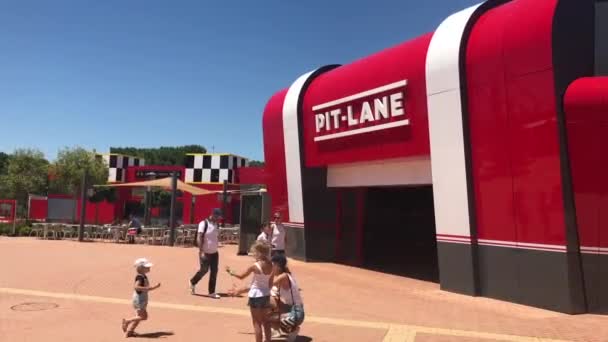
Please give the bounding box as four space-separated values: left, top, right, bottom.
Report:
270 212 286 257
189 208 222 299
122 258 161 338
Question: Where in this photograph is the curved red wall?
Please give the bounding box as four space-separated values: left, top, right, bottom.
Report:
302 34 432 167
467 0 565 248
262 89 289 220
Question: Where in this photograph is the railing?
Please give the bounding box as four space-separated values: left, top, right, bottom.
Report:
28 223 241 247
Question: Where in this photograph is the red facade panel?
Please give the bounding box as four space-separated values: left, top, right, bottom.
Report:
467 0 566 246
507 71 565 246
501 0 555 79
564 77 608 250
262 89 289 220
301 34 432 167
237 167 266 185
29 198 48 221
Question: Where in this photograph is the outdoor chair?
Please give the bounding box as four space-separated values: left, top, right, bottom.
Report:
161 229 172 245
42 225 59 240
136 229 150 244
60 225 74 239
176 229 195 247
30 225 43 238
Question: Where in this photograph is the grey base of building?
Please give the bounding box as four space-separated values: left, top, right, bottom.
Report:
284 226 307 261
581 253 608 313
284 224 337 262
437 241 587 314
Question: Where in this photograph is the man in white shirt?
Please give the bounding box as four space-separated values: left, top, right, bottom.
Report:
271 212 286 257
189 208 221 299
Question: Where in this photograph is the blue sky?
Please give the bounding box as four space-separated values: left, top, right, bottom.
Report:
0 0 478 161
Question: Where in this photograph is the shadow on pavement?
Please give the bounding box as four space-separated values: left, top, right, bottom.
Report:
135 331 174 338
271 337 312 342
192 292 239 298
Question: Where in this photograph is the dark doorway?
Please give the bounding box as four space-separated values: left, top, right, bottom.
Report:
362 185 438 282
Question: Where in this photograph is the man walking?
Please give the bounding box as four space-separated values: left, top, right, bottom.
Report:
270 212 286 257
189 208 222 299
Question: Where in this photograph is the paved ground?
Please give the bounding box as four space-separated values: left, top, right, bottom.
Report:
0 237 607 342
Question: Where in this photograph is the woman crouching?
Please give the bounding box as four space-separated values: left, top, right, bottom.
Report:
226 241 273 342
269 254 304 342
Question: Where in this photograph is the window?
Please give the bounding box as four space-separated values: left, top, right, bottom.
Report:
220 155 229 168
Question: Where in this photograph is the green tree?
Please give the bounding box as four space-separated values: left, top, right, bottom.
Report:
110 145 206 166
0 152 9 175
52 147 109 195
0 149 49 216
249 160 265 167
52 147 109 222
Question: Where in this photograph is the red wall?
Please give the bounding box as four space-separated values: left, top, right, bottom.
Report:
29 198 48 221
0 199 16 222
263 90 290 220
466 0 566 247
191 183 240 224
564 77 608 252
302 34 432 167
76 199 116 224
237 167 266 185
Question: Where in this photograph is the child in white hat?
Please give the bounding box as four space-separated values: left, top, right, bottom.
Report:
122 258 161 337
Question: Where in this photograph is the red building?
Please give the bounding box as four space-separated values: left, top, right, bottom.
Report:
262 0 608 313
29 153 264 226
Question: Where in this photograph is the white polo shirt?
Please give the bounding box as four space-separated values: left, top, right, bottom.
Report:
198 219 219 254
271 222 285 250
257 233 268 242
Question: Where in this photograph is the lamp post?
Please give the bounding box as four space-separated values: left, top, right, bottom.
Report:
222 180 228 227
144 171 156 226
168 172 178 246
78 169 88 242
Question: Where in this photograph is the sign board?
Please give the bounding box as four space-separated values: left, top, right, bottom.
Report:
301 34 433 167
312 80 409 142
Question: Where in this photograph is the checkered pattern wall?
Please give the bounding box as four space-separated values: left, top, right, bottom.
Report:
184 154 248 184
100 154 145 183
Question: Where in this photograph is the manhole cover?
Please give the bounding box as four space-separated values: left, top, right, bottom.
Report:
10 302 59 312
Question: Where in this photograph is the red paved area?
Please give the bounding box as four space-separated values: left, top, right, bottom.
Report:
0 237 607 341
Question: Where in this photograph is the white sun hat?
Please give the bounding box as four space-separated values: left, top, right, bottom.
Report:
134 258 153 268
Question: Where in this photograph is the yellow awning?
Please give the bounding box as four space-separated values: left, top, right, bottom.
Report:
96 177 217 196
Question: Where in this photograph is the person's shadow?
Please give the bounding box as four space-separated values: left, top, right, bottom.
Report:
192 292 241 298
134 331 174 338
271 337 312 342
240 332 312 341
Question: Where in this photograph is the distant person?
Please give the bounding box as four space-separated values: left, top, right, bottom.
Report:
270 212 286 257
126 215 142 244
122 258 161 338
189 208 222 299
226 241 273 342
269 254 304 341
257 222 272 243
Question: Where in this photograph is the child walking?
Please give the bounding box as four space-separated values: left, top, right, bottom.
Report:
226 241 273 342
122 258 161 338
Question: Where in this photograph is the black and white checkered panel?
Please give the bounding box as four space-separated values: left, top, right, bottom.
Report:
102 155 145 183
185 154 249 184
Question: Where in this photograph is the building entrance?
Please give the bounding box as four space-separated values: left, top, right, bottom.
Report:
362 186 438 282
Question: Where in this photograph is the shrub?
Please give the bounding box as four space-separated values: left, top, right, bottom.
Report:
0 223 11 236
18 225 31 236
